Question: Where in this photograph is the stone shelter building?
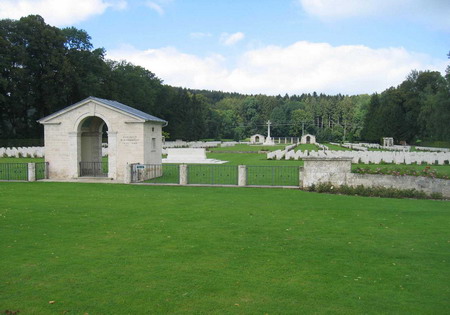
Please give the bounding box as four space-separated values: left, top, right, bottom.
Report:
300 134 316 144
383 137 394 147
38 96 167 182
250 134 265 144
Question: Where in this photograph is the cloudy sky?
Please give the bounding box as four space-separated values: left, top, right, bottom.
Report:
1 0 449 95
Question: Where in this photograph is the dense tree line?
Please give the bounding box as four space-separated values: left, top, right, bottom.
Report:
361 69 450 143
1 15 449 144
0 15 209 141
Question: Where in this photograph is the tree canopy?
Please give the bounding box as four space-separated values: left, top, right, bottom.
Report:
1 15 449 144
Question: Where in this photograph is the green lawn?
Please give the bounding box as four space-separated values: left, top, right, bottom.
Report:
293 143 319 151
0 157 44 163
324 143 352 151
0 183 449 314
207 152 303 166
210 144 286 152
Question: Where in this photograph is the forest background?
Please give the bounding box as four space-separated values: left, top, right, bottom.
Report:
1 15 449 146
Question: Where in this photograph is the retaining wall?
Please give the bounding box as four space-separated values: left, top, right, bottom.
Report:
300 157 450 198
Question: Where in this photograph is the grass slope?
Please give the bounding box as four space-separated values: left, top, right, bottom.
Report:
1 183 449 314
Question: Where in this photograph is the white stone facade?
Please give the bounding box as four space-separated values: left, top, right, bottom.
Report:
38 97 167 182
250 134 265 144
300 134 316 144
383 137 394 147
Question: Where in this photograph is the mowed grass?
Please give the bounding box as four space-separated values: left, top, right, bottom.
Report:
1 182 449 314
207 152 304 166
0 157 45 163
294 143 320 151
210 144 286 152
324 143 352 151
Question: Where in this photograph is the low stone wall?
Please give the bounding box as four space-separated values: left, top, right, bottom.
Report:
347 173 450 198
300 157 450 198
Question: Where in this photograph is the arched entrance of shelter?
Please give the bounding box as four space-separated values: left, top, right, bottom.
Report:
77 116 110 177
306 136 311 144
255 136 260 142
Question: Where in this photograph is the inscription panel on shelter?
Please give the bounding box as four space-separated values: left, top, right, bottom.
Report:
120 135 139 145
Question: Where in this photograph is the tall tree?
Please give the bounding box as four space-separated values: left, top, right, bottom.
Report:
0 15 67 138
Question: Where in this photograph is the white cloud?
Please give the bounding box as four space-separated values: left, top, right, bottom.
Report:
107 41 447 95
220 32 245 46
107 45 228 88
0 0 126 26
145 0 172 15
145 1 164 15
299 0 450 30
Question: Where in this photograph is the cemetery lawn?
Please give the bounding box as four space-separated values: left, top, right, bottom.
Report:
0 157 44 163
294 143 320 151
210 144 286 152
1 183 449 314
207 152 304 166
324 143 352 151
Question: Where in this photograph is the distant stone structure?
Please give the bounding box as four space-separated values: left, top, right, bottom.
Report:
250 134 265 144
38 96 167 182
301 134 316 144
383 137 394 147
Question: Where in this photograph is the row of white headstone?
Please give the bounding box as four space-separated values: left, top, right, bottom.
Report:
331 142 449 153
281 149 450 165
0 147 45 158
266 143 298 160
0 146 110 158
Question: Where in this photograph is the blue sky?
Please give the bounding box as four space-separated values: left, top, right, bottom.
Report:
1 0 449 95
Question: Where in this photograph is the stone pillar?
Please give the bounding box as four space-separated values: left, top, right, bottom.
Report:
238 165 247 186
298 166 303 187
68 132 80 178
27 163 36 182
107 131 117 179
124 163 132 184
179 164 188 185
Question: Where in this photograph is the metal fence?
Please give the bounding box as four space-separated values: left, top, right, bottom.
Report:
247 166 299 186
35 162 48 180
79 161 108 177
134 164 180 183
133 164 300 187
188 165 238 185
0 163 28 181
